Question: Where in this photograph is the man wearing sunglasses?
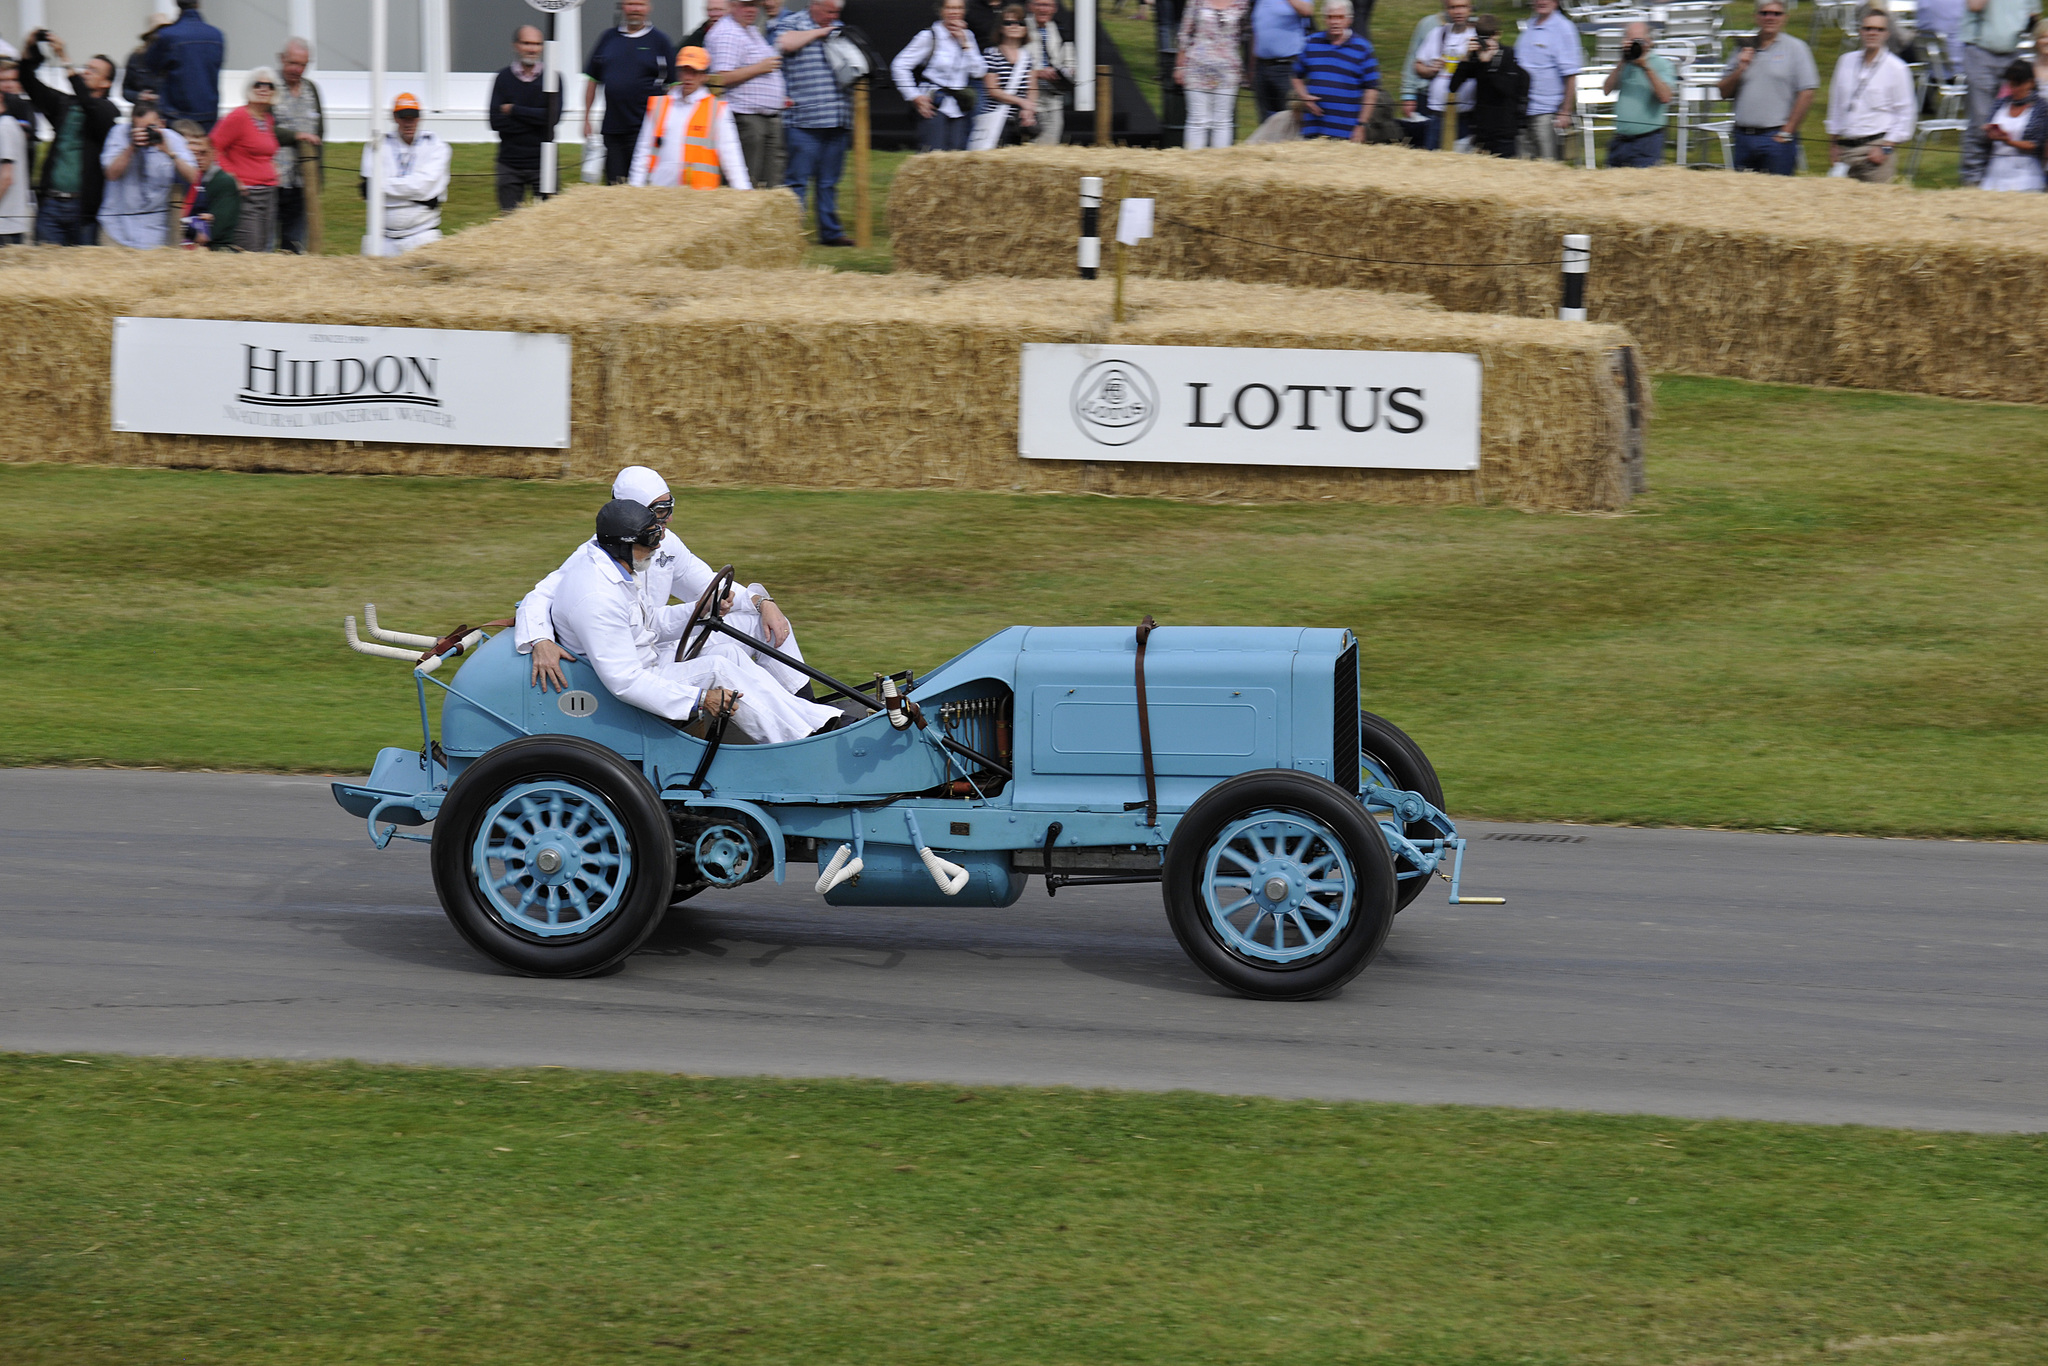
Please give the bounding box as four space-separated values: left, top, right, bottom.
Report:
1824 8 1914 182
1717 0 1818 175
518 466 812 701
359 92 450 255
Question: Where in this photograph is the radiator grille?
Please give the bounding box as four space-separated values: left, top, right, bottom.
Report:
1332 641 1359 793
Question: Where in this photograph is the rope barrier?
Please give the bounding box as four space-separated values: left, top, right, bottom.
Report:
1156 215 1567 268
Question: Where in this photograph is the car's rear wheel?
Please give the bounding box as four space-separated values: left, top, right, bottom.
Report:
1163 770 1398 1001
432 736 676 977
1358 710 1445 912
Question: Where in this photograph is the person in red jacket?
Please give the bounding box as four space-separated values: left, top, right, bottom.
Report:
208 66 282 250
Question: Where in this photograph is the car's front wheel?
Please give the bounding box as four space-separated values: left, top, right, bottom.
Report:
1162 770 1398 1001
431 735 676 977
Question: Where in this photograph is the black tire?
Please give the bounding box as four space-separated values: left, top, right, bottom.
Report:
431 735 677 978
1162 769 1399 1001
1358 710 1445 912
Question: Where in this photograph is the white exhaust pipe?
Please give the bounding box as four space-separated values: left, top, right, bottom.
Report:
345 615 424 662
416 630 485 675
363 604 440 648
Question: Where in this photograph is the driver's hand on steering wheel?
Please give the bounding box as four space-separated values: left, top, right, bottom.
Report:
700 686 740 717
530 639 577 692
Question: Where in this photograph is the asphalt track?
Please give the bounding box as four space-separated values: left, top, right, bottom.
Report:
2 769 2042 1131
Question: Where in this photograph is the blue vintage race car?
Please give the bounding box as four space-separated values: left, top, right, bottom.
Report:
334 582 1498 1000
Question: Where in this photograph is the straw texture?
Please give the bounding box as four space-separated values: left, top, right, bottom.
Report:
889 143 2048 403
402 183 804 277
0 187 1642 510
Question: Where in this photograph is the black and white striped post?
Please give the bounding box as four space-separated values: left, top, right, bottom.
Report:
1559 233 1590 321
1079 176 1103 281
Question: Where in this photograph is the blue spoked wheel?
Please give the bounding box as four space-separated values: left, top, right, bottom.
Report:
1200 812 1356 964
1164 770 1398 1000
471 781 634 937
432 736 676 978
1357 710 1447 912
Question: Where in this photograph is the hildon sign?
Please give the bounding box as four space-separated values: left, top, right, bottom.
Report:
1019 343 1481 471
111 318 572 449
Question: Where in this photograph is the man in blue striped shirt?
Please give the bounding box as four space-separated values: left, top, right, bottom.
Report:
1291 0 1380 141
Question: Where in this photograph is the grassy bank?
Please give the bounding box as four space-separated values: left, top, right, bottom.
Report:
3 1055 2042 1366
4 374 2043 837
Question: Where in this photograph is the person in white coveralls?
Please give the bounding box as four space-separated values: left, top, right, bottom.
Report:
546 499 842 744
359 91 451 255
519 466 814 700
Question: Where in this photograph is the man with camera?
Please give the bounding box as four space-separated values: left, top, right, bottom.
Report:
1601 21 1674 167
1717 0 1818 175
98 99 197 249
19 31 119 246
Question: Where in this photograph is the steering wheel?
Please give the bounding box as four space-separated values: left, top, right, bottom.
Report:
676 564 737 663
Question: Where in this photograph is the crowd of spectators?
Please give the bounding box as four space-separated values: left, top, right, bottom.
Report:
3 0 2044 256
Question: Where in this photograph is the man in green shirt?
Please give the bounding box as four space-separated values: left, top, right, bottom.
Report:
1601 20 1674 166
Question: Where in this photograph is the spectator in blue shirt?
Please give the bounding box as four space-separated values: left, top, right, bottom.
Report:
143 0 226 130
773 0 856 247
1292 0 1379 141
583 0 675 185
1250 0 1314 121
1514 0 1581 159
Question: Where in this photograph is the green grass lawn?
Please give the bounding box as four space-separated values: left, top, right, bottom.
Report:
4 1055 2042 1366
5 374 2043 838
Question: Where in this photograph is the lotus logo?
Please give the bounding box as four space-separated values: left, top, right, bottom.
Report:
1070 359 1160 447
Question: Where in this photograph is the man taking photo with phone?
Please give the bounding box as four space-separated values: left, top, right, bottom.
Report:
1718 0 1818 175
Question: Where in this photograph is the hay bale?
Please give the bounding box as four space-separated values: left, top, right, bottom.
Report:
402 184 803 278
888 143 2048 404
600 270 1642 510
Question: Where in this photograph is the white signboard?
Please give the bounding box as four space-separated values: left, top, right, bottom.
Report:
1019 344 1480 471
111 318 572 449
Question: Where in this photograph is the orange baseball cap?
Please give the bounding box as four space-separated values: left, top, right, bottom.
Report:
676 46 710 71
393 92 421 113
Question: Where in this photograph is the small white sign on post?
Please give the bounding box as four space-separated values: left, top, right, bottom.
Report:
111 318 573 449
1019 344 1480 470
1115 197 1153 245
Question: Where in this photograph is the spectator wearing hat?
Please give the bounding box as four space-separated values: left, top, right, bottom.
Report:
628 46 750 187
708 0 788 191
20 31 119 246
584 0 675 185
273 38 325 252
1292 0 1379 142
123 14 176 107
361 93 451 255
210 67 283 250
1718 0 1818 175
1825 9 1914 182
492 25 554 210
772 0 856 245
142 0 226 130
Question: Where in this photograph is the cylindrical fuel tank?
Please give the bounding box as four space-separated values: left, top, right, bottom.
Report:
821 844 1026 908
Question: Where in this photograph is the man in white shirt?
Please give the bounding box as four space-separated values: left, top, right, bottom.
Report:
627 46 751 187
359 92 451 255
547 499 841 744
1825 8 1916 182
520 465 808 698
1414 0 1477 149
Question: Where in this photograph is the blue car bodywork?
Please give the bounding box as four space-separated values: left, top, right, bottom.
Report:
335 613 1492 997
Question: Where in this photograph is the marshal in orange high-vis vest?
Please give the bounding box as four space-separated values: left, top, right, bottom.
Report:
642 91 729 188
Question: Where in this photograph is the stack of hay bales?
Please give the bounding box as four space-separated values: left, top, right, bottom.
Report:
888 143 2048 404
0 183 1644 510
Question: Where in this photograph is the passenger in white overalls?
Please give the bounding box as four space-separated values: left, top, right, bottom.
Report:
518 466 816 700
545 499 842 744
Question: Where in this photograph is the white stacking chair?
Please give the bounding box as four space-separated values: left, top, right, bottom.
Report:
1574 67 1622 165
1676 78 1735 167
1906 117 1969 182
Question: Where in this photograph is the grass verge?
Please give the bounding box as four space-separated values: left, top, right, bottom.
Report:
3 1054 2043 1366
4 374 2043 837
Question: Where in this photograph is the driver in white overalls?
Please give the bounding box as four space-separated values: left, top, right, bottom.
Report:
517 466 812 696
546 499 842 744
